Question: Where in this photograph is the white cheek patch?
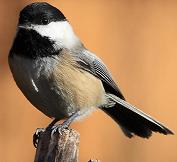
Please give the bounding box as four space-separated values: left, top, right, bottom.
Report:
31 21 80 49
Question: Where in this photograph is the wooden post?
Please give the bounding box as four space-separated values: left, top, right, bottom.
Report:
34 127 100 162
34 128 80 162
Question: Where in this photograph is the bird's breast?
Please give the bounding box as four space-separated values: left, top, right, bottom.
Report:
8 53 106 119
8 54 68 118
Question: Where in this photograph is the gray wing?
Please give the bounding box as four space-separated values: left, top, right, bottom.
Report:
73 49 125 99
71 49 174 138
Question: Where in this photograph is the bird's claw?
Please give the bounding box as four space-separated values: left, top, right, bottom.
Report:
51 124 68 138
33 128 45 148
33 120 70 147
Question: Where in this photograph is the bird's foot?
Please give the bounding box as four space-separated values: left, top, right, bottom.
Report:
51 123 69 138
33 128 46 148
50 114 78 137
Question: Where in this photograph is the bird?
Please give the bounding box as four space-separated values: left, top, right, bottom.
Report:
9 2 173 139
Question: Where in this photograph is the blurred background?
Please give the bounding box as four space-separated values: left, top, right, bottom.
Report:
0 0 176 162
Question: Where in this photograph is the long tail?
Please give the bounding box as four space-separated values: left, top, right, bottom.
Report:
102 94 173 138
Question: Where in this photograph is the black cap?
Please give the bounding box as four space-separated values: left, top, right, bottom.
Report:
19 2 66 25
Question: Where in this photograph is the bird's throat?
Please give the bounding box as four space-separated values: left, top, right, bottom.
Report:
9 28 61 59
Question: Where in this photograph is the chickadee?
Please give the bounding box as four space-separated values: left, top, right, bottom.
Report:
9 2 173 138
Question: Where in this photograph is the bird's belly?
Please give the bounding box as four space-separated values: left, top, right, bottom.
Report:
9 55 106 119
52 59 106 111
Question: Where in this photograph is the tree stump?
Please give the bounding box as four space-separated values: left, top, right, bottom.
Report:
34 128 80 162
34 127 100 162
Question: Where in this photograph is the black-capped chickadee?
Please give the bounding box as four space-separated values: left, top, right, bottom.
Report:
9 2 173 138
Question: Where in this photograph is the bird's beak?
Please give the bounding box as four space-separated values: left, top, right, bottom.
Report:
18 23 32 30
18 25 26 29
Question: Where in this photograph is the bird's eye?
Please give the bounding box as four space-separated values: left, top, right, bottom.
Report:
23 18 28 23
41 18 49 25
19 15 29 24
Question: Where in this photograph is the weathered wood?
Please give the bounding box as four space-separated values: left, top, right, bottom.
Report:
34 128 80 162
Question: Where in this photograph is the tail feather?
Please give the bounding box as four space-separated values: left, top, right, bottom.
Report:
102 94 173 138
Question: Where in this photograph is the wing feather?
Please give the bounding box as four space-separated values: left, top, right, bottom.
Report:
73 49 125 99
72 49 173 137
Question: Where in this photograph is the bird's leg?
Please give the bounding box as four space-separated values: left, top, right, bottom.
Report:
46 118 60 130
51 111 81 136
33 118 60 148
33 111 82 147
